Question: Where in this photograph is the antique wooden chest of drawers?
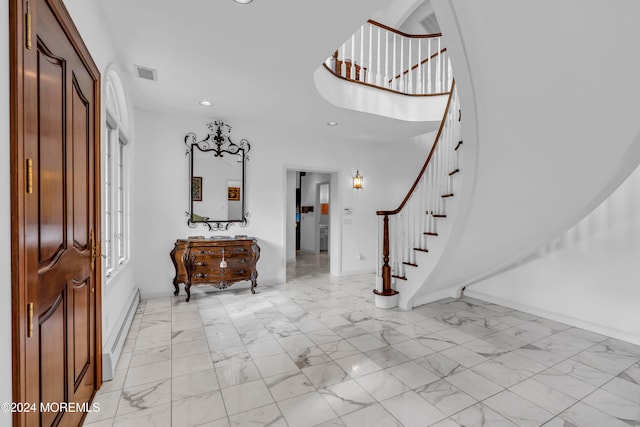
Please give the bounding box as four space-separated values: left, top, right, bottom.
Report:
171 237 260 302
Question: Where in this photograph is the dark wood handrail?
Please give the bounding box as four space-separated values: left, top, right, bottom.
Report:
322 63 450 98
389 48 447 83
377 79 456 216
367 19 442 39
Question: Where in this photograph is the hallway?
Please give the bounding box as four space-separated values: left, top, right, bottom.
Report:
84 273 640 426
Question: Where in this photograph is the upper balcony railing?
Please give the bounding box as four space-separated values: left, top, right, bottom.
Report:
324 20 452 96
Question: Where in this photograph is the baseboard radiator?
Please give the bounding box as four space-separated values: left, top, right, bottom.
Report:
101 287 140 381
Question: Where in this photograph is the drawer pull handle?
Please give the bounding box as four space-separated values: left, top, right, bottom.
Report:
195 261 207 266
235 248 248 253
194 273 208 278
240 258 247 263
198 250 216 255
236 270 247 275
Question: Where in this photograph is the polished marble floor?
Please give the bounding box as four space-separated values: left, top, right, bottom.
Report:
85 259 640 426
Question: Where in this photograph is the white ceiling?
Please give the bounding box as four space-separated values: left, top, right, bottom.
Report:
96 0 438 143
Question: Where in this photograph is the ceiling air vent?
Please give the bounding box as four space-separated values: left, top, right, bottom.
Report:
134 65 158 81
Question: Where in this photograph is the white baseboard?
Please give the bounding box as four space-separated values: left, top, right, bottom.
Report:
102 287 140 381
465 289 640 346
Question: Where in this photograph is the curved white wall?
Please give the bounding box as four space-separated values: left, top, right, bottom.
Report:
467 163 640 345
413 0 640 304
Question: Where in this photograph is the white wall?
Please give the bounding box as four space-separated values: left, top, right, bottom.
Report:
0 0 12 423
468 164 640 345
132 110 427 297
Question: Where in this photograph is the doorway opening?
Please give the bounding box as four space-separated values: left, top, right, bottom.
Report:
285 169 338 281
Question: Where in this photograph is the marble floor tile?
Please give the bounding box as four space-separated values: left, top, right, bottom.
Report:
319 340 361 360
532 367 597 400
364 346 410 368
88 265 640 426
439 345 487 368
355 370 411 401
252 352 299 378
302 361 350 389
339 403 403 427
335 353 383 378
386 361 440 389
172 390 227 425
220 379 274 416
508 378 576 414
172 369 220 401
289 345 333 369
346 334 388 352
415 352 466 379
381 391 447 427
603 374 640 405
556 401 631 427
483 390 553 427
450 403 517 427
228 403 287 427
445 369 503 401
391 339 435 359
415 379 477 416
319 379 376 416
123 360 171 389
277 391 338 427
172 352 214 377
581 388 640 423
215 359 261 389
116 379 171 417
112 404 172 427
265 371 316 401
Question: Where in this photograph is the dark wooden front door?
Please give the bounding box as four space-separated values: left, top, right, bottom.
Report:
11 0 102 425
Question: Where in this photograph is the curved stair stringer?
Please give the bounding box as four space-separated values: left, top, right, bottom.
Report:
400 0 480 309
313 65 448 122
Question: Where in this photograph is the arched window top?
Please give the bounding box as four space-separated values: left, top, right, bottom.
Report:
105 68 129 130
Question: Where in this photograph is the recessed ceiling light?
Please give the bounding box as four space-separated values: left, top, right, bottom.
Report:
199 101 213 107
234 0 253 4
327 121 338 126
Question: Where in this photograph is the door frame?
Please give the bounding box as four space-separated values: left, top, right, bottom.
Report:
283 166 342 281
9 0 103 424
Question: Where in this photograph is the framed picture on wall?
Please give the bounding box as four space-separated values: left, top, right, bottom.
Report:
192 177 202 201
228 186 241 201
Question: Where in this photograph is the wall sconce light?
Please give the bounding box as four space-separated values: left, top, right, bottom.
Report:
353 170 363 189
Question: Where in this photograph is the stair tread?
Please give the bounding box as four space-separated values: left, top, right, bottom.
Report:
424 232 438 236
449 169 460 176
413 248 429 253
433 214 447 218
442 194 454 198
391 275 407 280
402 262 418 267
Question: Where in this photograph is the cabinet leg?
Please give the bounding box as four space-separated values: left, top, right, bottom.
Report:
185 283 191 302
173 281 180 296
251 279 257 294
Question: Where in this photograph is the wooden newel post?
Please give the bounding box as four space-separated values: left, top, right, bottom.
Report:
375 213 398 296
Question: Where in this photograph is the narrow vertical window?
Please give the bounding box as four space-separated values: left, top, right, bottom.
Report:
103 69 130 281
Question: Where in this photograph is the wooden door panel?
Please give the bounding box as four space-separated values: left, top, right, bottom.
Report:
39 291 66 427
71 278 91 390
71 78 90 250
37 45 66 266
